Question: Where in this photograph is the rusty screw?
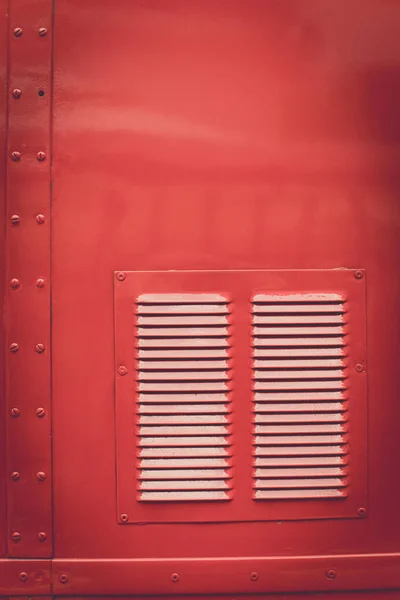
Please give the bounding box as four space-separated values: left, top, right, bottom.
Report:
355 363 365 373
326 569 337 580
59 573 69 584
10 407 20 418
36 278 45 288
13 27 23 37
120 513 129 522
11 214 20 225
11 151 21 161
10 343 19 353
35 343 45 353
354 270 364 280
38 531 47 542
37 151 46 162
11 471 20 481
118 365 128 376
10 278 20 289
11 531 21 542
358 507 367 518
12 88 22 99
36 214 45 224
19 572 28 582
117 271 126 281
171 573 180 583
38 27 47 37
36 407 46 418
250 572 259 581
36 471 46 481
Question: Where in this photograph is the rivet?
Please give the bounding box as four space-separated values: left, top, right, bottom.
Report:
11 471 20 481
9 343 19 353
19 572 28 582
11 214 20 225
171 573 180 583
36 407 46 418
358 507 367 518
10 278 20 289
12 88 22 99
59 573 69 584
36 214 45 224
13 27 23 37
11 531 21 542
37 151 46 162
38 27 47 37
36 278 45 288
38 531 47 542
117 272 126 281
120 513 129 522
354 270 364 280
10 407 20 418
118 365 128 376
326 569 337 580
36 471 46 481
11 151 21 161
35 343 45 353
250 572 259 581
355 363 365 373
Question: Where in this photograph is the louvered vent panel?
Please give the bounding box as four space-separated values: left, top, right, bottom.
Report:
136 294 232 502
252 293 349 500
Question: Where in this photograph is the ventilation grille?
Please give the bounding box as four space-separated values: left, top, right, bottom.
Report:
251 294 349 500
135 294 233 502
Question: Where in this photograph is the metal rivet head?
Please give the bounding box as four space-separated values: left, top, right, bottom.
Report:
59 573 69 584
36 407 46 418
35 343 45 353
118 365 128 376
11 471 20 481
355 270 364 280
12 88 22 99
36 471 46 481
11 151 21 161
355 363 365 373
13 27 23 37
19 572 28 582
12 531 21 542
9 343 19 353
10 278 20 289
36 278 45 288
171 573 180 583
358 507 367 518
36 214 45 224
11 214 20 225
117 272 126 281
37 151 46 162
250 572 259 581
120 513 129 522
10 407 20 418
38 531 47 542
326 569 337 580
38 27 47 36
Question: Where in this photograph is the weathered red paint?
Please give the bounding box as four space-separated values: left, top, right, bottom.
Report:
2 0 400 598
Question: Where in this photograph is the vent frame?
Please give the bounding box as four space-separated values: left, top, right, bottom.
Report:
114 269 367 524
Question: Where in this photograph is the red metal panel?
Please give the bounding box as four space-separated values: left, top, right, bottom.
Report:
58 596 400 600
52 554 400 595
0 560 51 595
5 0 53 557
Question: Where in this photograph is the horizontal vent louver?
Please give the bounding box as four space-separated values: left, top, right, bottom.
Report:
136 294 232 502
252 293 349 500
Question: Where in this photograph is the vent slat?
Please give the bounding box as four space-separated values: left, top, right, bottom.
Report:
136 294 232 502
252 294 349 501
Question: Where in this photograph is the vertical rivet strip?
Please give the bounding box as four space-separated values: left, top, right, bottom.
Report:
6 0 53 558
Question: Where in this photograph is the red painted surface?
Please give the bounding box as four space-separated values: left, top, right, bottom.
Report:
2 0 400 597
